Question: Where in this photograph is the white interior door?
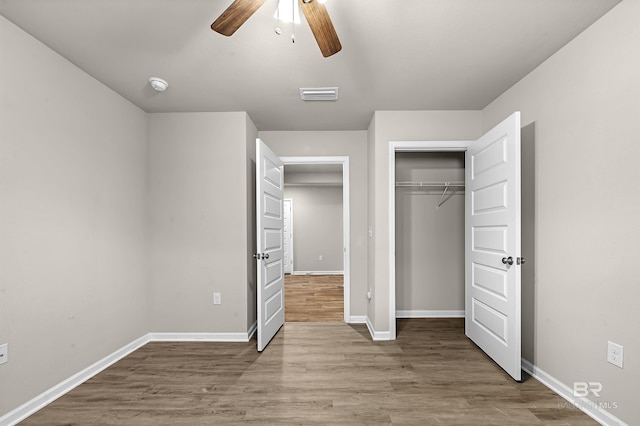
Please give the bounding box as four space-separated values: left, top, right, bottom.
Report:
256 138 285 352
283 199 293 274
465 112 522 381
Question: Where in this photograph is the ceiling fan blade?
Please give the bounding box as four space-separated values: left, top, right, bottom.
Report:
299 0 342 57
211 0 268 36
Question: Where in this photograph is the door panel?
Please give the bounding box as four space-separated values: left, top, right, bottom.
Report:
256 138 285 352
465 112 522 381
472 264 507 298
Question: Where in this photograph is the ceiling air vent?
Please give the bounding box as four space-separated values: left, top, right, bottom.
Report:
300 87 339 101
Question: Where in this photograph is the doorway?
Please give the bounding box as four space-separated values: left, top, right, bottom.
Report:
388 141 470 340
281 156 351 323
394 151 466 320
254 142 352 350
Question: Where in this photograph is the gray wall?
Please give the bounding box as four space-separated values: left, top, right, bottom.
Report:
367 117 377 325
246 121 258 331
0 16 149 415
259 131 368 319
395 153 465 313
148 112 256 334
284 185 343 272
483 0 638 420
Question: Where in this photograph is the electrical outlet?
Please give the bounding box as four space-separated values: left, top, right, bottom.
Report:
0 343 8 365
607 341 623 368
213 292 221 305
319 255 324 261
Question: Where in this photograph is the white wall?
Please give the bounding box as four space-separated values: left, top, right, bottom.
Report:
483 0 638 421
395 152 465 313
284 185 343 272
148 112 256 334
258 131 368 319
0 16 149 416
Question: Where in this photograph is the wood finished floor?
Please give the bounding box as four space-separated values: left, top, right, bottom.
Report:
284 274 343 322
20 319 595 425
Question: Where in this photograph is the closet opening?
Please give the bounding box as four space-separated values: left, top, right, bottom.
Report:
388 141 470 340
394 151 466 323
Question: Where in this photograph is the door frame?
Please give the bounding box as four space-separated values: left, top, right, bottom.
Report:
283 198 294 274
281 156 351 323
388 141 471 339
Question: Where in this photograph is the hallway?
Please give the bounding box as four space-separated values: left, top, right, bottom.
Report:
284 274 343 322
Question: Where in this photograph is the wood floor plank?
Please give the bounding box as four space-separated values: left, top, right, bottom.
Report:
284 274 343 322
20 319 596 425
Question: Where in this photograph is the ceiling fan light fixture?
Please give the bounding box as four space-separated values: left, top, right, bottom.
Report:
149 77 168 92
275 0 301 24
300 87 339 101
212 0 341 57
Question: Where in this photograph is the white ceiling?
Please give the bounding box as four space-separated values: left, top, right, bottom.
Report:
0 0 620 131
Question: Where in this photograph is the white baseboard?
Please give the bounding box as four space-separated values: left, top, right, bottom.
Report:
1 324 260 426
365 317 392 341
521 359 627 426
0 334 150 426
149 331 252 342
396 310 465 318
247 321 257 340
291 271 344 276
348 315 367 324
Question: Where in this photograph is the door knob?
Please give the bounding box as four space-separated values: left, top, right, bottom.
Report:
502 256 514 265
253 253 260 260
262 253 270 260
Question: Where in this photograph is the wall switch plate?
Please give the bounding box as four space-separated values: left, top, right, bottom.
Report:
319 255 324 261
213 292 221 305
607 341 623 368
0 343 8 365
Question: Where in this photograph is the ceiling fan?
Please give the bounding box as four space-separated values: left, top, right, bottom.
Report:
211 0 342 57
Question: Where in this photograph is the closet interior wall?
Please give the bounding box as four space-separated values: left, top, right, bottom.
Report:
395 152 465 314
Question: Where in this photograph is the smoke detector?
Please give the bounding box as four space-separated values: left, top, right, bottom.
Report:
300 87 339 101
149 77 169 92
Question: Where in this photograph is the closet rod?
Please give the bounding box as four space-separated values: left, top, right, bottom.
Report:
395 181 464 188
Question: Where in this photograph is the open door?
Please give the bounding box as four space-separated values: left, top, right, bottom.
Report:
256 138 285 352
465 112 522 381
